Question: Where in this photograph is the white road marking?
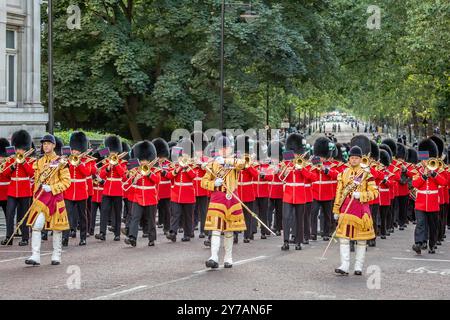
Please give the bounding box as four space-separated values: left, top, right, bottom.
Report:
0 250 53 253
392 257 450 263
91 255 269 300
0 252 54 263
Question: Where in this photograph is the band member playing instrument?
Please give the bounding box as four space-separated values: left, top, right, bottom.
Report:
165 139 196 242
152 138 172 234
125 141 161 247
367 141 381 247
268 141 284 236
25 134 71 265
1 130 34 246
201 135 246 268
254 141 272 240
377 150 394 240
311 137 339 242
412 139 448 255
333 146 378 276
395 142 412 230
96 136 127 241
63 131 91 246
90 152 104 236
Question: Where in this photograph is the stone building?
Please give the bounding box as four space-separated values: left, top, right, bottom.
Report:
0 0 48 139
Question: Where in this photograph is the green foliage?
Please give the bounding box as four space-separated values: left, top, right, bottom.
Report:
54 129 132 146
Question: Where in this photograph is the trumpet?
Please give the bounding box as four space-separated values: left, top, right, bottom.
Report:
425 158 441 172
68 148 94 166
0 148 35 173
361 155 371 168
122 158 159 192
98 151 128 169
178 155 195 169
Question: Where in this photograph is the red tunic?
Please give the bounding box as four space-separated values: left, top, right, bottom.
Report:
193 157 210 197
311 161 339 201
99 160 127 197
237 166 258 202
280 161 316 205
64 159 91 201
131 170 161 206
268 164 283 199
0 168 10 201
166 166 196 204
255 163 272 198
2 158 34 198
157 159 172 200
413 169 447 212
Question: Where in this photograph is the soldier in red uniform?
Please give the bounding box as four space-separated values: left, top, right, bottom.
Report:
429 135 448 245
382 139 400 231
1 130 34 246
268 141 284 236
152 138 172 234
235 135 259 243
367 141 381 247
125 141 160 247
280 133 317 251
120 142 132 233
310 137 339 242
63 131 92 246
254 141 272 239
412 139 448 255
95 136 127 241
395 142 413 230
191 131 210 238
377 150 394 240
379 143 398 236
165 139 196 242
0 138 11 221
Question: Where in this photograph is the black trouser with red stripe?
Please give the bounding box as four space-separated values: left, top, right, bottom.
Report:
255 197 270 235
282 202 304 244
158 198 171 232
379 205 390 236
100 196 122 237
242 201 255 240
310 200 333 238
370 204 380 238
397 195 409 227
438 204 448 241
170 202 194 238
415 210 438 248
194 196 209 235
90 201 101 234
129 204 157 241
0 200 6 221
64 199 87 241
270 198 283 232
5 196 30 241
303 202 312 241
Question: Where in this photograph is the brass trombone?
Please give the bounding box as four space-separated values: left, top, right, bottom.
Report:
98 151 129 169
68 148 94 166
0 148 35 173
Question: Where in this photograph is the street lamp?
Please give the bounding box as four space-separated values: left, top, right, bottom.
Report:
219 1 259 130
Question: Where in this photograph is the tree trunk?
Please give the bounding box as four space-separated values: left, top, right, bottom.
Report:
411 108 419 140
124 95 142 142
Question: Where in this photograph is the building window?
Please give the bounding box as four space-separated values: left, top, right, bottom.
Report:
6 29 17 103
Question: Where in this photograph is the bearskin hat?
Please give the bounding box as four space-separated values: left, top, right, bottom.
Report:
334 143 344 162
191 131 208 152
104 135 122 153
381 138 397 157
370 140 380 161
407 148 418 164
177 138 194 157
0 138 10 157
132 140 156 161
396 143 407 160
379 144 393 158
268 140 284 161
379 149 391 167
350 135 371 155
121 142 131 160
152 138 170 158
286 133 305 155
11 130 31 150
429 135 444 157
418 138 438 158
69 131 89 153
314 137 331 158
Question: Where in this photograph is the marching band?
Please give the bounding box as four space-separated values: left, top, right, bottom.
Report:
0 128 449 274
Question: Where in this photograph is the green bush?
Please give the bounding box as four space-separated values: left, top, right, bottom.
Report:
54 129 133 147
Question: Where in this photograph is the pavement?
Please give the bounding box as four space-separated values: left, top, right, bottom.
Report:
0 122 449 300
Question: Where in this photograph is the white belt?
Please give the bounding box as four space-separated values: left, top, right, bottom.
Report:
285 183 305 187
270 182 284 185
255 181 268 185
133 185 156 190
174 182 193 187
71 178 86 183
93 187 103 191
0 182 10 186
417 190 438 195
193 177 203 181
238 182 253 186
312 180 337 185
11 177 29 181
160 181 171 185
86 176 92 180
379 188 389 192
107 178 122 182
304 184 311 187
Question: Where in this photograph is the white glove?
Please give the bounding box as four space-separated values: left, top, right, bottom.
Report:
216 156 225 165
334 214 339 221
42 184 51 193
201 163 207 170
353 191 361 199
214 178 224 187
